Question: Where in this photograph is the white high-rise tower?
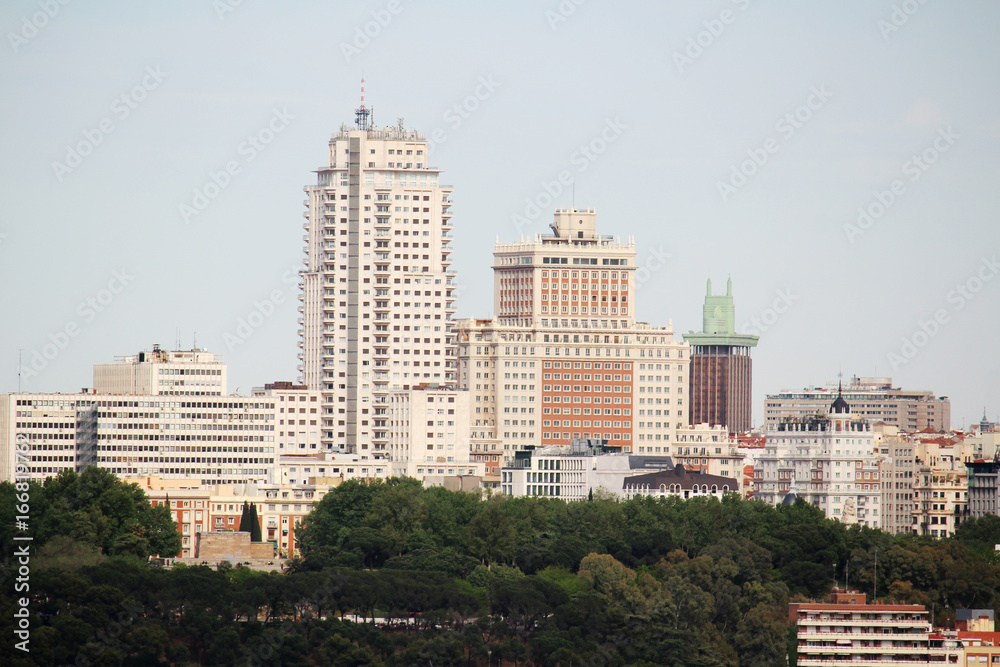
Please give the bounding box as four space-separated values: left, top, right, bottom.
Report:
299 91 457 458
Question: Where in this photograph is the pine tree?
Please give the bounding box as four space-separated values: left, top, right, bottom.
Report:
249 503 262 542
238 501 251 533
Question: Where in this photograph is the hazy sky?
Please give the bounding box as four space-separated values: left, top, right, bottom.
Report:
2 1 998 428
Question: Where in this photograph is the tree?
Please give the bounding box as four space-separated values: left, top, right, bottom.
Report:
0 468 179 559
468 503 517 566
239 501 252 533
954 514 1000 557
578 552 649 613
296 479 381 560
250 503 263 542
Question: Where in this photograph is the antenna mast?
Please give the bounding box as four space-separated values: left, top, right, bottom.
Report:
355 76 372 130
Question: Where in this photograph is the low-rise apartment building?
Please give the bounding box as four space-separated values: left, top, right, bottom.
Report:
790 589 963 666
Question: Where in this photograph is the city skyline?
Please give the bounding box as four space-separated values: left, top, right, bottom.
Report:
2 2 998 429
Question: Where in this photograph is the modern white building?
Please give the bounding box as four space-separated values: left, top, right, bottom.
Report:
1 390 278 485
0 392 88 482
966 453 1000 519
499 440 674 500
458 208 690 464
299 109 458 460
385 385 482 480
93 345 226 396
755 391 882 528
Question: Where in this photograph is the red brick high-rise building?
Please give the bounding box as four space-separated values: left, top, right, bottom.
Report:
683 278 758 434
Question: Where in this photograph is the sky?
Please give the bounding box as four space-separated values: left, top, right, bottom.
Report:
1 0 998 429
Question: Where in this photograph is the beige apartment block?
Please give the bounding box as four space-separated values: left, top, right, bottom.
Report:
911 464 968 538
875 425 918 535
666 423 746 492
385 385 483 481
277 451 389 485
299 118 458 459
252 381 324 453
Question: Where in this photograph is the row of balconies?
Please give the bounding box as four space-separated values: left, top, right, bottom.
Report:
800 643 943 654
797 656 953 667
800 631 931 641
800 618 927 627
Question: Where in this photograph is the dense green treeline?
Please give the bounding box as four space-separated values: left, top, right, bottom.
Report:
2 475 999 666
0 468 180 559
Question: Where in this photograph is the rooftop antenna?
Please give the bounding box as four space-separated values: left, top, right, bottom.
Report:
176 328 181 350
193 332 198 351
17 349 22 392
355 75 371 130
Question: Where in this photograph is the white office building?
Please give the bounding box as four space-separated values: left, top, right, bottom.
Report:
93 345 226 396
1 390 277 485
500 440 674 500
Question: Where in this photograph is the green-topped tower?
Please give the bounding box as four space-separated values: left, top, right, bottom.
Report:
683 278 759 433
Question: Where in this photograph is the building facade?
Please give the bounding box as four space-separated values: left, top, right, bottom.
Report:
639 423 746 490
911 465 968 538
682 278 758 434
457 208 690 463
277 451 389 485
755 392 882 528
790 589 963 666
93 346 226 396
137 476 334 558
499 440 674 500
1 391 278 485
765 376 950 432
0 392 87 482
876 427 917 535
384 384 483 480
622 466 736 501
252 381 324 453
299 113 457 459
966 454 1000 519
